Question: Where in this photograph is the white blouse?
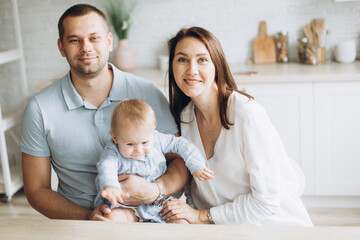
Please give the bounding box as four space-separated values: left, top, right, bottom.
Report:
181 92 313 226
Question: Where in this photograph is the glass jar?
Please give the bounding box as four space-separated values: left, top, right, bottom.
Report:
276 31 289 63
324 29 332 63
297 37 317 65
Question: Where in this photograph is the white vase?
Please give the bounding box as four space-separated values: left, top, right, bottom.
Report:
114 39 135 72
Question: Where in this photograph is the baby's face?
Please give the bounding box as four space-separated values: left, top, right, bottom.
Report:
112 124 155 160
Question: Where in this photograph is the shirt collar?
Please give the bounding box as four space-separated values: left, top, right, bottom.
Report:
61 63 126 110
108 63 126 101
62 73 84 110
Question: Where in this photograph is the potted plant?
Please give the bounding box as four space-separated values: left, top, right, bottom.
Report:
106 0 137 71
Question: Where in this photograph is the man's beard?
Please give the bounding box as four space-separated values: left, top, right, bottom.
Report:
69 56 107 78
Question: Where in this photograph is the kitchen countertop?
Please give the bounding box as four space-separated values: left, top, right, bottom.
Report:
35 61 360 91
131 61 360 86
1 219 359 240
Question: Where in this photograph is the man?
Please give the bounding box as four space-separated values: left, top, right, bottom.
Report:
20 4 188 221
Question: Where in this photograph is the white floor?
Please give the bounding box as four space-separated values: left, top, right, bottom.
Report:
1 189 360 226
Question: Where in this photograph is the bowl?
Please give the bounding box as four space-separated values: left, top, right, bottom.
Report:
334 40 357 63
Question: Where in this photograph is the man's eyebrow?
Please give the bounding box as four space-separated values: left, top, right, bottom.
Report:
66 35 78 39
66 33 99 39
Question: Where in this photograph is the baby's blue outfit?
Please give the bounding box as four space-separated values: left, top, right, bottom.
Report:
94 130 206 223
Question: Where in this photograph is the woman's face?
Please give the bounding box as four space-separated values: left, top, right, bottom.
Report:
172 37 216 100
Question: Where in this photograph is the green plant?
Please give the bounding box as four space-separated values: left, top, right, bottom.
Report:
106 0 136 40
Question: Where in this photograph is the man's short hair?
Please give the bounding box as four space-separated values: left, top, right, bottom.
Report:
58 4 108 42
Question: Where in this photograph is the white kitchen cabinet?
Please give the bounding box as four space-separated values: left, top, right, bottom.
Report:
238 82 315 195
238 80 360 200
314 81 360 195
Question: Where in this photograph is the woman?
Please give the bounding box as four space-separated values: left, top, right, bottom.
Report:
160 27 313 226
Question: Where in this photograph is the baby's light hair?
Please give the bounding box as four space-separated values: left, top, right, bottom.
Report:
111 99 157 132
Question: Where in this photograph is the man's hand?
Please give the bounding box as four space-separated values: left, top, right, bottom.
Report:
117 153 189 207
89 204 111 221
118 174 159 206
101 186 130 206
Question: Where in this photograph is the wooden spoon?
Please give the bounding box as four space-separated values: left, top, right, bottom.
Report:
302 24 313 44
311 20 317 46
314 18 325 47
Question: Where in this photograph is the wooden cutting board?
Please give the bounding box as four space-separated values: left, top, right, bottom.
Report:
253 21 276 64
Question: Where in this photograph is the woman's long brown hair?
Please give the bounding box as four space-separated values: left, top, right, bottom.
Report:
168 26 253 132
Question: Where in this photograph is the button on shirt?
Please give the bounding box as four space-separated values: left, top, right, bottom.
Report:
20 63 178 210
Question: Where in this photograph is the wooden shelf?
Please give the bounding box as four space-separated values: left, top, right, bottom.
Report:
0 0 27 201
0 49 21 65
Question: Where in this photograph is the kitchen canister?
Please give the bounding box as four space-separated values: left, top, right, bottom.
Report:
276 31 289 63
334 40 357 63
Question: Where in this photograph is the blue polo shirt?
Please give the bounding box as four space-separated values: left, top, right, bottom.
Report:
20 63 178 209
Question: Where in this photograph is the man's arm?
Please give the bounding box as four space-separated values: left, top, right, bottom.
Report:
160 152 190 197
159 132 190 198
22 153 92 220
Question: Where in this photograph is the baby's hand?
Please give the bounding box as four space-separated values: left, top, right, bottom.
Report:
193 168 214 181
101 186 130 206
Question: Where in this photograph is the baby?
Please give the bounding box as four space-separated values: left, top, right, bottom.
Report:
94 99 214 222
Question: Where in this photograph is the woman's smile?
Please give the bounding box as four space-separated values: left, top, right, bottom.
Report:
184 78 202 86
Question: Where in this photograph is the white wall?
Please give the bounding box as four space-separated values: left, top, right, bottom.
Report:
1 0 360 110
0 0 359 164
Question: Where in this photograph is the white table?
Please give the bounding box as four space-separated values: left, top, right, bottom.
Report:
1 219 359 240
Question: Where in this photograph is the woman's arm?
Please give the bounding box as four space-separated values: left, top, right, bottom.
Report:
211 103 287 224
209 104 284 224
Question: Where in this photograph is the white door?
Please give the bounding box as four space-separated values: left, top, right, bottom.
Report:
314 81 360 195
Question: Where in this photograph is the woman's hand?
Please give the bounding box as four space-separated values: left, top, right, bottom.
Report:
160 199 204 224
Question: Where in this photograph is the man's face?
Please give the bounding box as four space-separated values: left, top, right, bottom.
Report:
58 12 113 78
